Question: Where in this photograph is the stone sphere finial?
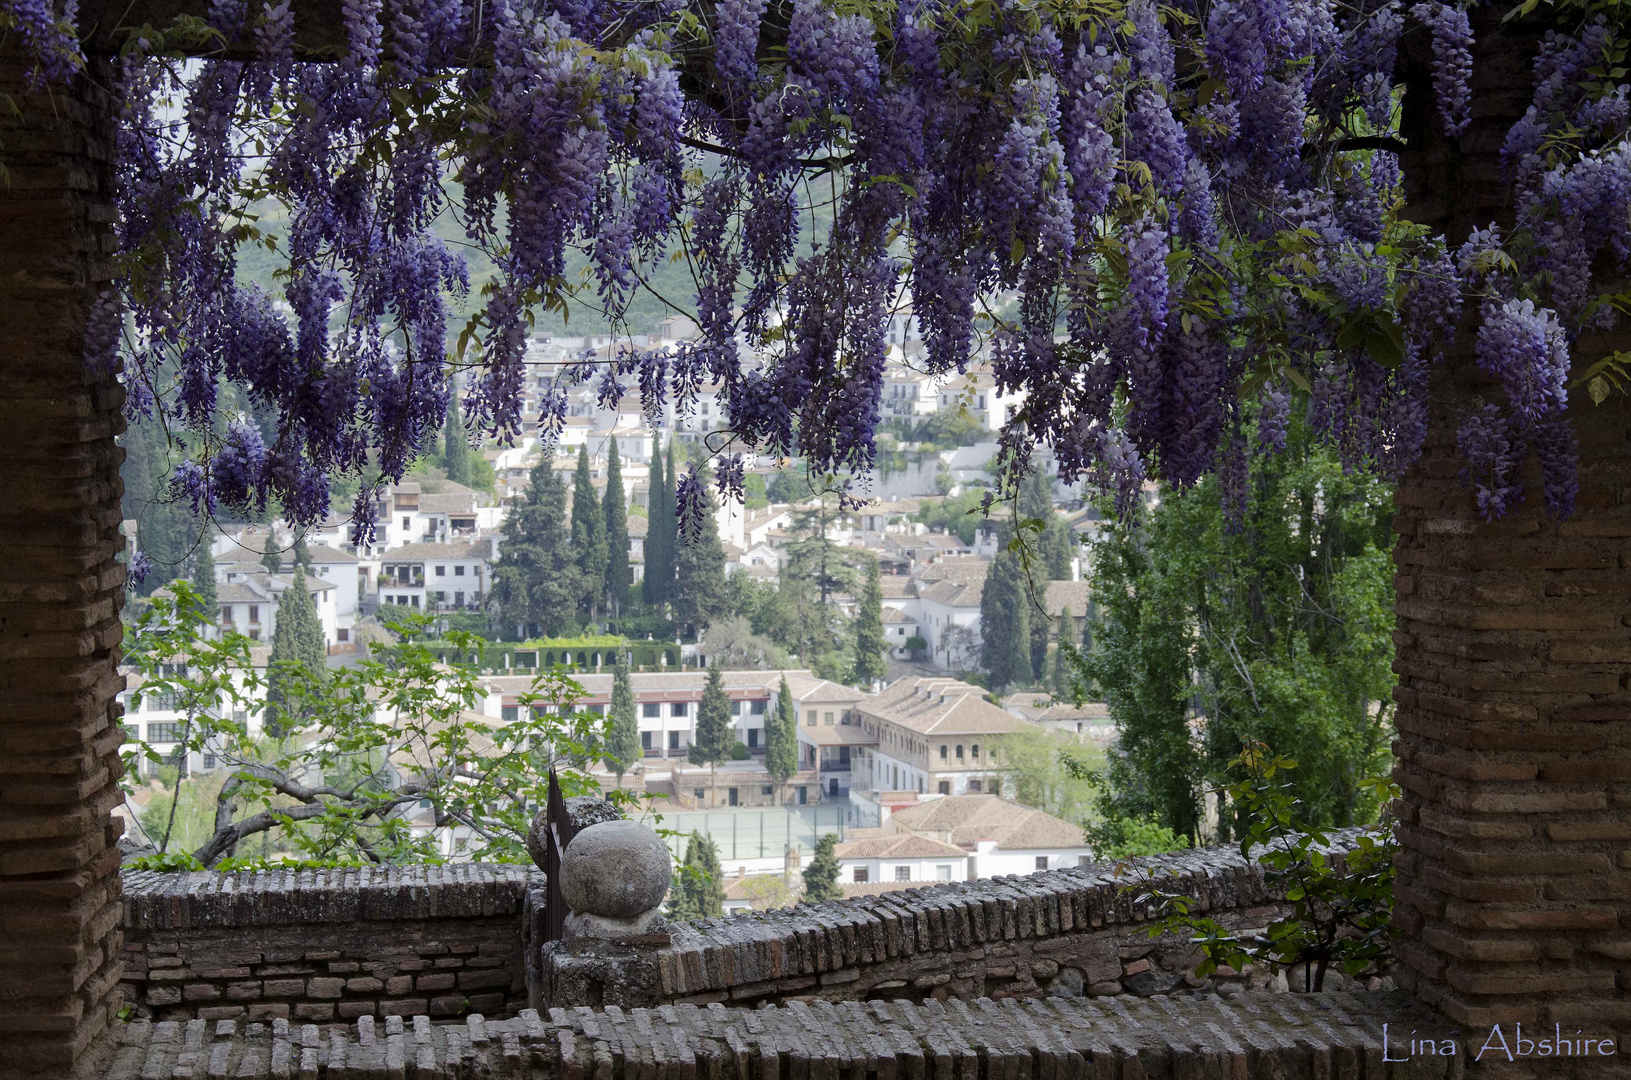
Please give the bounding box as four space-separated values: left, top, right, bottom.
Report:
558 820 672 937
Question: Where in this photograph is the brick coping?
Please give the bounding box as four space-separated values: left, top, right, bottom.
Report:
121 865 543 928
88 991 1497 1079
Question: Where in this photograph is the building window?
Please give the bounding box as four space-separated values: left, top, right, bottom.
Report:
693 789 705 802
936 864 953 881
939 745 947 760
854 867 869 884
728 788 739 806
1078 855 1093 868
668 731 680 750
248 605 260 623
730 701 742 716
401 516 411 530
955 745 964 760
1035 856 1049 872
671 702 688 717
895 866 911 881
989 779 1001 796
969 779 982 793
823 712 834 725
797 787 807 805
433 591 446 605
747 728 759 748
502 705 518 723
761 786 773 796
220 606 232 623
970 744 979 760
642 703 660 718
641 732 652 751
454 592 464 607
455 565 466 576
249 628 260 641
806 710 816 726
435 565 446 576
337 628 349 642
751 699 767 715
202 753 216 770
938 781 950 795
147 723 183 743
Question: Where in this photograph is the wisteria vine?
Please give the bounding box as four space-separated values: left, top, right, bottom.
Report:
7 0 1630 546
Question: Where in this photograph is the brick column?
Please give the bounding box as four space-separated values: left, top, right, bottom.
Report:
1390 6 1631 1035
0 56 129 1076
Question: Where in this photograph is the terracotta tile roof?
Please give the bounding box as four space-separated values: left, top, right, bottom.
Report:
1002 692 1110 724
382 538 495 561
888 794 1087 850
835 833 967 860
859 678 1031 736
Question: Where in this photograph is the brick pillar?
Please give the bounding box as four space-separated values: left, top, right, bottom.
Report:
1390 6 1631 1035
0 56 129 1076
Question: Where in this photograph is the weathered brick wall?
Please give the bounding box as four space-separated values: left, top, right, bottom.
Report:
1391 6 1631 1033
542 832 1367 1012
119 866 543 1025
0 53 129 1077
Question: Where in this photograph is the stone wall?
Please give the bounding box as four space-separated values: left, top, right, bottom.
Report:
541 830 1367 1012
119 866 543 1025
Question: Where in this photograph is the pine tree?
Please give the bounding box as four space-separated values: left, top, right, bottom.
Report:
667 832 724 921
644 434 672 608
849 555 887 687
689 663 733 802
491 458 581 636
766 675 799 786
802 833 843 903
571 444 609 618
980 533 1033 691
605 655 640 786
442 400 472 486
261 530 283 574
191 539 218 613
673 453 728 632
603 439 630 615
265 567 328 735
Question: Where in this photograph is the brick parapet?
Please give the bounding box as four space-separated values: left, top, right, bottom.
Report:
118 866 543 1026
626 831 1367 1008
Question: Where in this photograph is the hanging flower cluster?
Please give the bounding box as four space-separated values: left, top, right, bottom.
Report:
10 0 1628 536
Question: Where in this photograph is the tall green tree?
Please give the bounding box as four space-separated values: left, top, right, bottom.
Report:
667 832 724 921
645 435 674 608
784 495 855 607
980 531 1033 692
260 531 283 574
442 400 472 486
571 445 609 618
1018 465 1074 581
1049 606 1071 694
120 418 195 594
849 555 887 687
688 663 733 798
292 531 312 570
801 833 843 903
1080 413 1396 840
491 458 581 637
603 439 630 614
191 540 217 612
605 655 640 786
265 567 327 735
672 455 728 632
766 675 799 786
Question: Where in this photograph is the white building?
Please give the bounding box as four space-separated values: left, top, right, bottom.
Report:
833 833 969 885
378 537 497 612
852 676 1032 798
884 794 1094 876
211 572 341 647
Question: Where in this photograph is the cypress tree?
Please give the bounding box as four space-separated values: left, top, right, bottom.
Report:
442 400 472 486
1051 606 1072 693
673 453 728 632
689 663 733 802
265 567 328 735
667 832 724 921
980 533 1033 692
121 417 194 593
191 539 218 613
801 833 843 903
645 434 671 608
605 655 640 786
491 457 581 636
261 530 283 574
571 444 609 618
292 531 312 570
603 440 630 614
849 555 887 687
765 675 799 786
